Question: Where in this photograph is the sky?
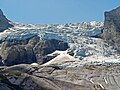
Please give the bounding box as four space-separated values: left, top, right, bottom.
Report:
0 0 120 24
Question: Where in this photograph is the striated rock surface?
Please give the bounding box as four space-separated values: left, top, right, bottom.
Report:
0 69 39 90
102 6 120 51
0 9 13 32
1 64 119 90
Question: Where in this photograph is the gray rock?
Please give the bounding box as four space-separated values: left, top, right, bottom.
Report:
33 39 69 64
4 64 120 90
0 36 68 66
0 9 13 32
102 6 120 51
0 84 12 90
0 45 36 66
0 69 39 90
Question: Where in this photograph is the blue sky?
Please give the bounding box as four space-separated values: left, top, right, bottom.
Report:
0 0 120 24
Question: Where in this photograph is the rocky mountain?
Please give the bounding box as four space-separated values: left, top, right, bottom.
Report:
0 9 13 32
102 6 120 51
0 6 120 90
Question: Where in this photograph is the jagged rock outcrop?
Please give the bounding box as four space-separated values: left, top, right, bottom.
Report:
0 9 13 32
102 6 120 51
0 44 36 66
0 36 68 66
34 39 69 64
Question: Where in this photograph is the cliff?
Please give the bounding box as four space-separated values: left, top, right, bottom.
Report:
102 6 120 51
0 9 13 32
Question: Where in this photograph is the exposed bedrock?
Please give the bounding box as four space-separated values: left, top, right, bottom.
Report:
0 9 13 32
0 36 69 66
102 6 120 51
3 64 120 90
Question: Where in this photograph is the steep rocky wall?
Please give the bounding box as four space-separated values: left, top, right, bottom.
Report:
102 6 120 51
0 9 13 32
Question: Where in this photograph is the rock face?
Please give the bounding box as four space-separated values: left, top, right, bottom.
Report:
102 6 120 51
1 64 120 90
0 36 68 66
0 9 13 32
0 45 36 66
0 69 39 90
34 39 69 64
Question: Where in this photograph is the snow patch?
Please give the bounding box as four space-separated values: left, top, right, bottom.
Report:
42 50 79 66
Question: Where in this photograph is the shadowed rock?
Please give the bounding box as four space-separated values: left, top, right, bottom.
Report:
0 9 13 32
0 36 69 66
33 39 69 64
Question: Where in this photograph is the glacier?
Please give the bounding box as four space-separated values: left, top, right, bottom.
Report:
0 21 120 65
0 21 103 41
